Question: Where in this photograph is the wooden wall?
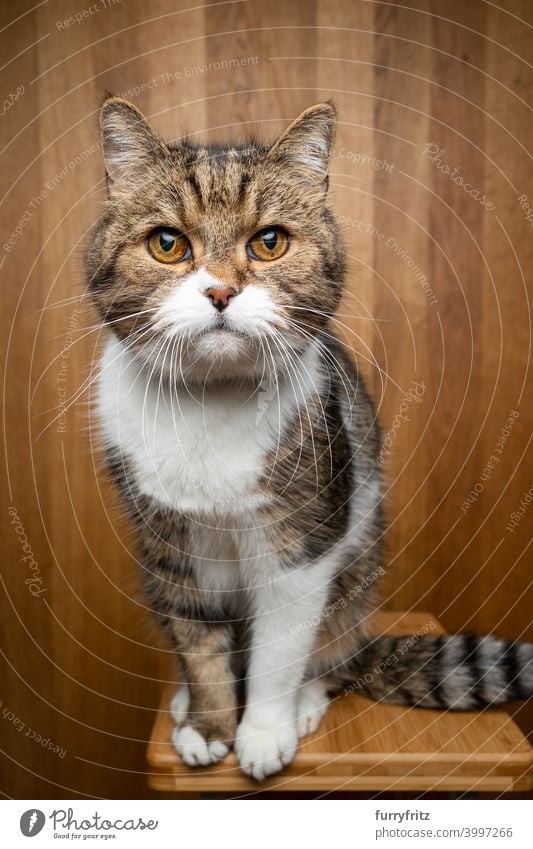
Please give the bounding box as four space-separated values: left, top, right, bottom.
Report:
1 0 532 797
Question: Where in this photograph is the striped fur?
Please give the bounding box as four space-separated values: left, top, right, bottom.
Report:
337 633 533 710
89 97 533 780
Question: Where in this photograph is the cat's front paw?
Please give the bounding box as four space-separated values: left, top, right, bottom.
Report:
172 725 230 767
235 714 298 781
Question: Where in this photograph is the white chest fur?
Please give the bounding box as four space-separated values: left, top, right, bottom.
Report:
96 335 321 517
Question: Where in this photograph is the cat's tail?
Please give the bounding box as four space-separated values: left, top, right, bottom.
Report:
335 632 533 709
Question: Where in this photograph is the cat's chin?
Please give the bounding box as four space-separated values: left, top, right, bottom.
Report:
133 326 305 386
173 329 268 384
196 327 248 354
193 327 253 366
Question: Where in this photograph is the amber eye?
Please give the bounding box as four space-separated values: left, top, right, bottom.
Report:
247 227 289 262
147 228 191 263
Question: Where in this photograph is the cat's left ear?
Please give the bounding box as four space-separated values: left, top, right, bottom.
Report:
99 96 169 195
267 102 336 191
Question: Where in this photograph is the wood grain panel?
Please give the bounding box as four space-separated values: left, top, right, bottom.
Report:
0 0 531 798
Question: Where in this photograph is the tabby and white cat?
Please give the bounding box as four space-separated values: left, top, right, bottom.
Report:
88 97 533 781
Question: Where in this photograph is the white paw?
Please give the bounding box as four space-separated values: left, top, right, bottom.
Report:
235 716 298 781
297 679 330 738
172 725 229 766
170 684 189 726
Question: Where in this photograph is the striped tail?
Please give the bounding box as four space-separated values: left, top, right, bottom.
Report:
337 633 533 710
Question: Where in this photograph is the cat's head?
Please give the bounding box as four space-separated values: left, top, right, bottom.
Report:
87 96 345 383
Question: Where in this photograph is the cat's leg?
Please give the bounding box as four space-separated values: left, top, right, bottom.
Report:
296 677 331 738
235 561 332 780
171 616 237 766
170 683 189 726
141 519 239 766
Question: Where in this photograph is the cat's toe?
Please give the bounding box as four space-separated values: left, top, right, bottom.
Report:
172 725 229 766
235 718 298 781
170 684 190 726
297 679 330 738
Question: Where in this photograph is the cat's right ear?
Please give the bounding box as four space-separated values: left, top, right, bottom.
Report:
99 97 169 195
267 103 336 190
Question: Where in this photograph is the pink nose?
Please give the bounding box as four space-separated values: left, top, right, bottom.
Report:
204 286 237 312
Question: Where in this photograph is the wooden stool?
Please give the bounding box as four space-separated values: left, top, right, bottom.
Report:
147 611 533 794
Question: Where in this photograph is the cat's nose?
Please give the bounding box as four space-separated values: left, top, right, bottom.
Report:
203 286 237 312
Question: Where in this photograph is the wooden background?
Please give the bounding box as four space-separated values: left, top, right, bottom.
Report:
1 0 532 798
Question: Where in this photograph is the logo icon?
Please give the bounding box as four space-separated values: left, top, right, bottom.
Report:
20 810 45 837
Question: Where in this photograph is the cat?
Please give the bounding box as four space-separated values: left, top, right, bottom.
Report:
88 96 533 781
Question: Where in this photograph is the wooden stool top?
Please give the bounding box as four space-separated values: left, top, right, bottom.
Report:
147 611 533 794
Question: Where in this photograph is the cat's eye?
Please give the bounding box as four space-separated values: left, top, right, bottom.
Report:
147 228 191 263
247 227 289 262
